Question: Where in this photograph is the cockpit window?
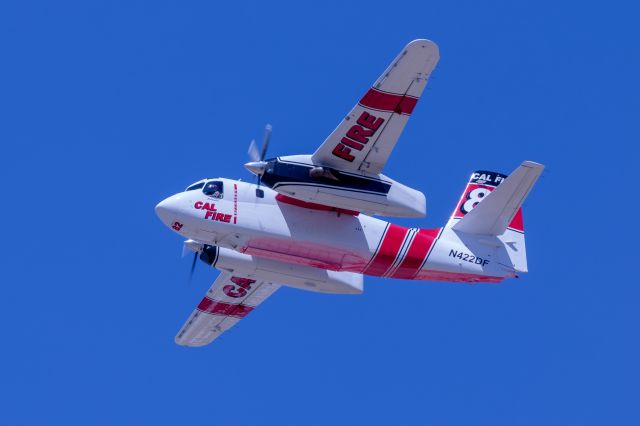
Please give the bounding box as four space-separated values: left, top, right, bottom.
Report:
185 182 205 192
203 180 224 199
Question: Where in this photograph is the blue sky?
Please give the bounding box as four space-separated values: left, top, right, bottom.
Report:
1 1 638 425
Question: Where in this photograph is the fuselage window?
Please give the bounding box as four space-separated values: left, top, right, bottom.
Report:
203 181 224 199
186 182 205 192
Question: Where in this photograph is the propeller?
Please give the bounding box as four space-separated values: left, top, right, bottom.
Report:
188 252 197 282
245 124 272 194
182 239 204 284
260 123 272 162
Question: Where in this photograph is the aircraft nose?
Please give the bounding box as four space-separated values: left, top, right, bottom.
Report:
155 197 176 225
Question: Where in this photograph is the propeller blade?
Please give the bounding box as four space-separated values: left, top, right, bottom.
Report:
248 139 260 162
188 252 198 283
245 123 271 195
260 124 272 161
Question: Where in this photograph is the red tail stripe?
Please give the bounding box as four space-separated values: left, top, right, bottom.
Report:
508 208 524 232
391 228 440 279
197 297 253 318
364 224 408 276
359 88 418 115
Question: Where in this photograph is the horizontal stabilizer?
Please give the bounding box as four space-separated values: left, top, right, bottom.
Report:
452 161 544 236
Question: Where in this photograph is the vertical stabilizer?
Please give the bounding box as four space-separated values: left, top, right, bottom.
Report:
451 161 543 236
445 169 524 232
445 161 544 273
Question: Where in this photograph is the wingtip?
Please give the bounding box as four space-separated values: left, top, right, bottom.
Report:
522 160 545 171
406 38 439 54
407 38 437 45
175 337 210 347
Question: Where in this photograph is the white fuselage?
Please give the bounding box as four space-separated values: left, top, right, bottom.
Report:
156 178 521 284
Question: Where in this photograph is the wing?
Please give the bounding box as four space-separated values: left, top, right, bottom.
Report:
311 39 439 175
175 271 280 347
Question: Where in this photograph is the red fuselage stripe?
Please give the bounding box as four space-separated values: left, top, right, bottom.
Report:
391 228 440 279
275 194 359 216
364 224 409 276
359 88 418 115
197 297 253 318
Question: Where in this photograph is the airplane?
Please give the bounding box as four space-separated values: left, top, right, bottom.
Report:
155 39 544 347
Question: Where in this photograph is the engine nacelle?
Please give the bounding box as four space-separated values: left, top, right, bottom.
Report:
199 245 363 295
259 155 426 218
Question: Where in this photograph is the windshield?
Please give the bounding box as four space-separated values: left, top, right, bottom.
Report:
185 181 205 192
203 180 224 199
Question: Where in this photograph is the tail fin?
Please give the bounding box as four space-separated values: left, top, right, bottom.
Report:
446 161 544 236
446 161 544 274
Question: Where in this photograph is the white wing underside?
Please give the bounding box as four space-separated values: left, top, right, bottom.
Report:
311 39 439 175
175 272 280 347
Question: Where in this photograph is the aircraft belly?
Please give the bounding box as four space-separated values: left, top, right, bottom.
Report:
245 207 386 272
